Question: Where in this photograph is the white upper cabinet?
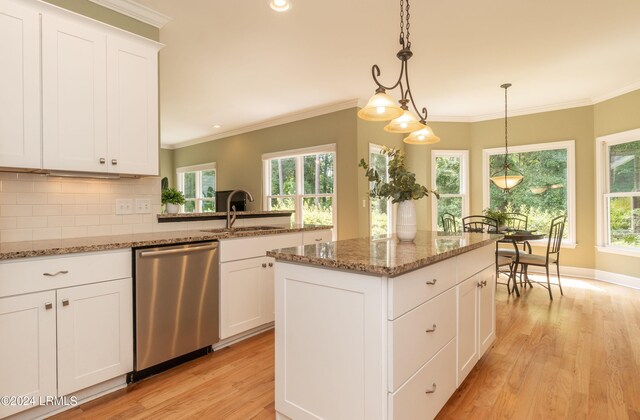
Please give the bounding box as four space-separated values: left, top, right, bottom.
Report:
107 35 159 175
0 0 41 169
42 13 108 173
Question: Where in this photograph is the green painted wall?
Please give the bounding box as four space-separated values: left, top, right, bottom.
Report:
42 0 159 40
159 148 175 188
593 90 640 278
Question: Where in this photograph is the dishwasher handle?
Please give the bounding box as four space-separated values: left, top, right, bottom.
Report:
139 243 218 258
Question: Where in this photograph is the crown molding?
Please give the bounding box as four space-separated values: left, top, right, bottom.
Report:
162 99 360 149
591 80 640 105
87 0 171 28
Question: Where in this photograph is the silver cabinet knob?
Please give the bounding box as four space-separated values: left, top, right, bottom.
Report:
425 383 437 394
262 263 267 268
477 282 483 288
425 324 437 333
425 279 437 285
481 280 487 286
268 262 273 267
62 299 70 307
45 302 53 310
111 159 118 165
99 158 106 164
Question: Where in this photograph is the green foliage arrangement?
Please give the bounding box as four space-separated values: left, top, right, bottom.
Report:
161 187 186 205
483 208 508 226
359 146 438 203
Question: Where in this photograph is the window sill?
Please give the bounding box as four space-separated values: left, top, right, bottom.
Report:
595 246 640 258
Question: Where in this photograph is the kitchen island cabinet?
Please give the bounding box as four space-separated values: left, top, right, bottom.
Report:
268 232 501 420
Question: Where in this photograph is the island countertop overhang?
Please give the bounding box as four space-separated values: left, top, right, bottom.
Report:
267 231 503 277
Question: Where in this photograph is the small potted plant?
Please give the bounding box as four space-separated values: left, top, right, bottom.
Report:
483 208 508 230
360 146 438 241
162 187 185 214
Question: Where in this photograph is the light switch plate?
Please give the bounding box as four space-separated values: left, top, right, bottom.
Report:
135 198 151 214
116 199 133 215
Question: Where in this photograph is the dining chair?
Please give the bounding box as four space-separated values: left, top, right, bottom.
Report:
515 215 566 300
441 212 457 233
503 212 528 231
462 215 498 233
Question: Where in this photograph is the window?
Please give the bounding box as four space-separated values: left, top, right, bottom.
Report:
369 144 393 236
596 129 640 254
176 163 216 213
262 144 336 231
482 140 576 245
431 150 469 231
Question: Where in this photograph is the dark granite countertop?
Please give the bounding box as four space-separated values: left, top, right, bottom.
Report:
157 210 293 223
267 231 502 277
0 224 331 260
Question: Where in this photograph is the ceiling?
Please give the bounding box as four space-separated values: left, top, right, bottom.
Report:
135 0 640 148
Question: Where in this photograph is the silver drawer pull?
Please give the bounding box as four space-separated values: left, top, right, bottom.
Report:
262 263 267 268
111 159 118 165
425 279 437 285
45 302 53 310
43 270 68 277
425 383 437 394
425 324 437 333
99 158 106 164
268 262 273 267
62 299 70 307
314 238 322 242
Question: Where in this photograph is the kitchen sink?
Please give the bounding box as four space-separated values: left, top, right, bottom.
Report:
201 226 287 233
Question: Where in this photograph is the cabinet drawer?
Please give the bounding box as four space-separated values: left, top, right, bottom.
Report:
302 229 332 245
457 244 495 283
389 338 457 420
388 258 456 319
388 287 456 392
219 232 302 262
0 250 131 297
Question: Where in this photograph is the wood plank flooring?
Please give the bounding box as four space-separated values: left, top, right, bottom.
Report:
52 275 640 420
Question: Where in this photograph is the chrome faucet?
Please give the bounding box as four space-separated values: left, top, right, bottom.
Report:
226 190 254 229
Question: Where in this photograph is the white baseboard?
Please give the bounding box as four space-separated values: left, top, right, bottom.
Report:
525 265 640 290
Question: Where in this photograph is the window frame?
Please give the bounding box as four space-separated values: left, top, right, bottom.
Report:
262 144 337 237
596 128 640 257
369 143 394 236
176 162 217 213
431 150 469 231
482 140 576 247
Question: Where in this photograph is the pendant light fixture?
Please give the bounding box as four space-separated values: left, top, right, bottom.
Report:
489 83 523 191
357 0 438 143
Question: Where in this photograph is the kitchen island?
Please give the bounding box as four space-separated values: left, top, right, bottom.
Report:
267 231 502 420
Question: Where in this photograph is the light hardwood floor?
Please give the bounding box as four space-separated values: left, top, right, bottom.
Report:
52 275 640 420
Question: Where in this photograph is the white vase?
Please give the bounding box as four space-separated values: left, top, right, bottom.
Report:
166 203 180 214
396 200 417 242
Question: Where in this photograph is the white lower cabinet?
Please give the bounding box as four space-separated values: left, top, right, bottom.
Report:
0 291 57 418
220 256 274 339
57 278 133 395
0 251 133 417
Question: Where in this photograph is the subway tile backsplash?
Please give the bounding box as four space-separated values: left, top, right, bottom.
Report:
0 172 163 242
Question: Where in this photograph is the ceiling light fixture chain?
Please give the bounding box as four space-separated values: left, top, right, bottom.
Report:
502 82 510 169
358 0 439 144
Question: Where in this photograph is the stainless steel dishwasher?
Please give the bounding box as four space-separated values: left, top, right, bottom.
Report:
133 241 219 373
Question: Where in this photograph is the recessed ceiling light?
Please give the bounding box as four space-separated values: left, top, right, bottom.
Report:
213 124 221 128
270 0 291 12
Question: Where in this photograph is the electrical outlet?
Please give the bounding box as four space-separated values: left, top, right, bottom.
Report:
116 199 133 215
135 198 151 214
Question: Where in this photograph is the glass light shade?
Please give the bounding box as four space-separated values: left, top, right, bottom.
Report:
270 0 291 12
490 174 524 190
530 186 548 194
357 92 403 121
403 126 440 144
384 110 426 133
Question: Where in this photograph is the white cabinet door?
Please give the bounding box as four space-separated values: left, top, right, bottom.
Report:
0 0 40 169
107 35 158 175
478 265 496 357
456 274 479 386
0 291 57 418
42 13 108 173
220 256 272 339
57 278 133 396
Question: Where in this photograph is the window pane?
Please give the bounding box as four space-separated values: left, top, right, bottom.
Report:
437 197 462 231
184 200 196 213
371 198 389 236
302 197 333 226
608 196 640 248
304 154 334 194
183 172 196 199
270 158 296 195
269 197 295 211
609 140 640 193
202 170 216 198
489 148 568 236
435 156 461 194
370 152 389 183
202 200 215 213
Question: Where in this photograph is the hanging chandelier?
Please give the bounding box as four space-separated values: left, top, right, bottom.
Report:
357 0 440 145
489 83 523 191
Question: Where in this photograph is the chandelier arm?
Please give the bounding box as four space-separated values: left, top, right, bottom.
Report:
402 63 428 121
371 64 404 92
